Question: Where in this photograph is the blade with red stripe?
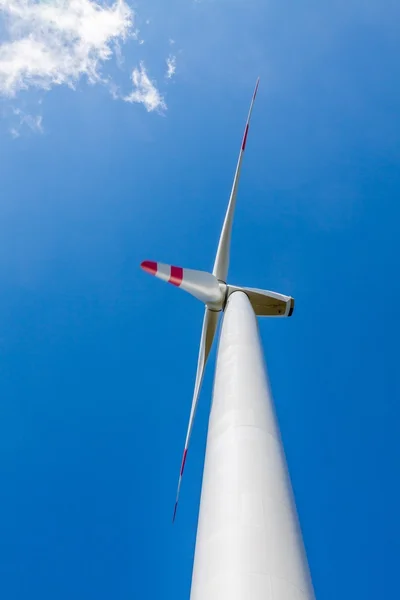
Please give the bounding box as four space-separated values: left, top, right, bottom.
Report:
213 78 260 282
141 261 224 308
172 307 219 522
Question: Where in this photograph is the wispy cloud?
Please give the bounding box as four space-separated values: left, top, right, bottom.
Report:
0 0 174 131
124 62 166 112
10 107 43 136
0 0 134 96
166 55 176 79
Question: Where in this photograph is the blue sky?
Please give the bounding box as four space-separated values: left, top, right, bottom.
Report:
1 0 400 598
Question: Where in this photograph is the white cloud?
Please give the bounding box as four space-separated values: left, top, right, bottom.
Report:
10 126 20 138
10 107 43 135
166 54 176 79
0 0 133 95
124 62 166 112
0 0 171 127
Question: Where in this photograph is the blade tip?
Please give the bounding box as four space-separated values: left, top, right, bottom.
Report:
141 260 157 275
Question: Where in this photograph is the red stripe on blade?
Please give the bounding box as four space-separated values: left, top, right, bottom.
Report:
173 501 178 523
141 261 157 275
169 266 183 286
242 124 249 151
180 449 188 476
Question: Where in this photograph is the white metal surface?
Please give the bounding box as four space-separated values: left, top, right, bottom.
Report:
227 285 294 317
190 291 315 600
213 78 259 282
140 261 224 308
173 307 220 521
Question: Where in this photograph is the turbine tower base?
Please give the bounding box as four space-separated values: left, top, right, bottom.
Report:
190 291 315 600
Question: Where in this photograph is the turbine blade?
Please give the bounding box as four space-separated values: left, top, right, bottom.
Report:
213 78 260 282
141 261 224 309
173 307 219 522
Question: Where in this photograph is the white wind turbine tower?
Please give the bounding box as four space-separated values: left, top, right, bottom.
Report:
141 80 315 600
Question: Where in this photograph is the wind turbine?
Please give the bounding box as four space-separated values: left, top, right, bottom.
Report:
141 80 315 599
